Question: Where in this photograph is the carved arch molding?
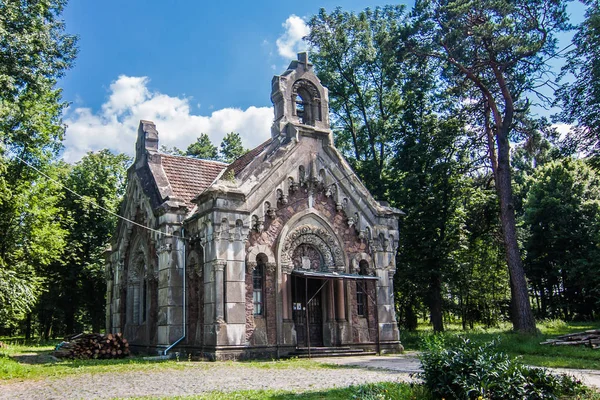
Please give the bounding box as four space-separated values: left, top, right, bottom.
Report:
281 225 344 272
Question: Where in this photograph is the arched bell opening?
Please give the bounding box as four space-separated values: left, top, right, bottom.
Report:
292 79 321 127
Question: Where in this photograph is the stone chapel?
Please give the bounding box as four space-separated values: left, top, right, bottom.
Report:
105 53 402 359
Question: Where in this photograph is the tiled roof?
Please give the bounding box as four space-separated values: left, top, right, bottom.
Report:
160 155 227 208
224 138 273 177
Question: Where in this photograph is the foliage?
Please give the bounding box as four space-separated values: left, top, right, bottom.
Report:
556 0 600 164
35 150 131 336
160 145 185 156
410 0 571 333
523 159 600 320
0 0 77 331
419 335 589 399
448 179 511 329
0 269 38 324
219 132 246 163
307 6 406 200
186 134 219 160
402 320 600 370
0 162 68 331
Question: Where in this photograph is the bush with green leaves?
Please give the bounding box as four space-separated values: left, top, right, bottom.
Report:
419 335 589 399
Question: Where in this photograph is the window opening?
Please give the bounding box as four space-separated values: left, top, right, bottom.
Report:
295 94 305 124
357 260 369 317
253 261 265 316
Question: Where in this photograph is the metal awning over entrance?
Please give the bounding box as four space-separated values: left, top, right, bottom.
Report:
291 269 381 357
291 270 379 280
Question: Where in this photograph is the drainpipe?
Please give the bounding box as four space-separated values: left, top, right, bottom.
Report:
163 226 186 356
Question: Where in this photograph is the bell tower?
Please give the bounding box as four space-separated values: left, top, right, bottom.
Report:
271 52 332 143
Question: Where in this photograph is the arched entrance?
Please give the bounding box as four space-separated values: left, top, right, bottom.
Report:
291 243 326 347
279 223 348 349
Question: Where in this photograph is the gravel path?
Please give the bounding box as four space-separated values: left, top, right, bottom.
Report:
0 360 413 400
2 353 598 399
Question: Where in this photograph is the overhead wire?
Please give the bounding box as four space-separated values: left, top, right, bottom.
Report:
8 152 180 239
8 148 368 242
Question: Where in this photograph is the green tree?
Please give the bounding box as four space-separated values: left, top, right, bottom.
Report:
556 0 600 164
523 159 600 320
306 6 405 200
449 177 511 329
219 132 246 163
0 0 77 331
308 6 476 331
411 0 570 333
186 133 219 160
393 115 469 332
37 150 131 336
159 145 185 156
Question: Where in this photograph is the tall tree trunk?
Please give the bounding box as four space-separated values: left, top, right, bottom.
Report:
25 313 32 340
429 274 444 332
496 129 537 334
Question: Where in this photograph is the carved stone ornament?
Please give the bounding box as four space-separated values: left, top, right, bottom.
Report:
214 261 227 272
280 225 344 271
281 262 294 274
246 261 257 274
266 262 277 275
157 243 172 254
265 204 276 219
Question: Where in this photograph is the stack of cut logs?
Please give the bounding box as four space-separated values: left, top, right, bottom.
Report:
53 333 130 359
540 329 600 349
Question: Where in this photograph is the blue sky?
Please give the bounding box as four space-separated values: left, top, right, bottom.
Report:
58 0 586 162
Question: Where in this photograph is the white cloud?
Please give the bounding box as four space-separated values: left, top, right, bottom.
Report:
276 15 309 59
62 75 273 163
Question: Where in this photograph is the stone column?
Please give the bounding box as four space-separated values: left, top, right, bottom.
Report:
156 235 183 347
281 264 293 321
335 279 346 321
113 259 124 333
214 260 226 324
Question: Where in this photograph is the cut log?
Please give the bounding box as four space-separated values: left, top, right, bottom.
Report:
52 333 131 360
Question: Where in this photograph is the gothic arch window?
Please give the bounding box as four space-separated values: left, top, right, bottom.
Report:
292 79 321 126
253 254 268 316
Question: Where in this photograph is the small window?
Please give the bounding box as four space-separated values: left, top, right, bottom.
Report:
357 282 365 317
253 264 264 316
295 94 305 124
357 260 369 317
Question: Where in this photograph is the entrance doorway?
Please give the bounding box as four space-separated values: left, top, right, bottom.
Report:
292 277 324 347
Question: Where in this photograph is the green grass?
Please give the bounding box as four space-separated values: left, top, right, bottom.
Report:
0 339 338 382
118 382 433 400
0 338 190 381
400 320 600 369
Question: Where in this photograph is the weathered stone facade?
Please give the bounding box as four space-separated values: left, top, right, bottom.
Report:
105 53 402 359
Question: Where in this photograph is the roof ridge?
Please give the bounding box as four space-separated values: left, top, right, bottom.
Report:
160 153 229 165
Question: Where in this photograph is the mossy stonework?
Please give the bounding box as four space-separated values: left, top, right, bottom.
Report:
105 53 403 360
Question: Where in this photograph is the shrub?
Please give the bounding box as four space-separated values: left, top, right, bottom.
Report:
418 335 589 399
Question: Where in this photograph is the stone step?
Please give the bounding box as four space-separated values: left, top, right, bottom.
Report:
293 346 352 354
291 350 378 358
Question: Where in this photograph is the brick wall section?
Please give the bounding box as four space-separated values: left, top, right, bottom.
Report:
245 185 372 345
